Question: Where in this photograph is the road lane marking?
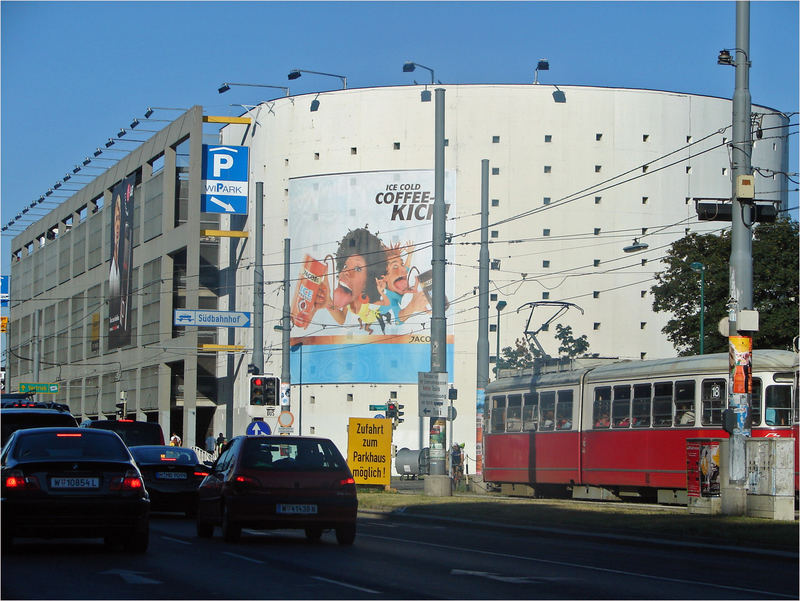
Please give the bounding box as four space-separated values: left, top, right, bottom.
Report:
222 551 265 564
312 576 380 594
363 533 796 599
99 569 162 584
161 535 191 545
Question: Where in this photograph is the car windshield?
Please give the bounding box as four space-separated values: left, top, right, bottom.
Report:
241 438 346 471
13 431 130 461
1 412 78 446
86 421 163 446
130 446 198 465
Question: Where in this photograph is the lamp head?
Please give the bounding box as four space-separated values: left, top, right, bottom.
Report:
623 238 649 253
144 107 154 118
690 261 705 272
105 138 115 148
496 300 508 311
217 83 231 94
288 69 302 80
83 157 91 165
402 61 416 73
130 118 139 129
117 128 126 138
94 148 103 157
310 99 320 112
536 59 550 71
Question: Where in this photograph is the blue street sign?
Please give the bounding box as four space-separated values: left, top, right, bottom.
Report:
0 275 8 307
374 414 385 419
173 309 251 328
201 145 249 215
246 420 272 436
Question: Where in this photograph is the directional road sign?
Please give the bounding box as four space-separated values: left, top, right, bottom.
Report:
173 309 251 328
20 382 59 394
369 404 388 411
246 420 272 436
418 371 448 418
0 275 8 307
201 145 249 215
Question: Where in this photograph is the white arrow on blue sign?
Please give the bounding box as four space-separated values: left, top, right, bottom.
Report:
173 309 251 328
201 145 249 215
247 420 272 436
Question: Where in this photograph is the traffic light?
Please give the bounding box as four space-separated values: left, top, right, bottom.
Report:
115 402 125 419
386 402 397 419
396 404 405 423
264 376 280 406
250 376 266 406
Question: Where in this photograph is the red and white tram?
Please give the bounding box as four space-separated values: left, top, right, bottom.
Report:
482 350 798 503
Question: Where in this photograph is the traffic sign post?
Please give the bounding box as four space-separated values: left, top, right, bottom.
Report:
201 145 249 215
418 371 448 418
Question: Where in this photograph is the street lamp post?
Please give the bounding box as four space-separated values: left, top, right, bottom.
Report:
218 82 290 96
290 343 303 435
287 69 347 89
690 262 706 355
495 300 507 371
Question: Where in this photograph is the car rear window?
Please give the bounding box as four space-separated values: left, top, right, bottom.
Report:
13 431 129 461
1 412 78 445
130 446 198 465
85 421 164 446
241 438 346 471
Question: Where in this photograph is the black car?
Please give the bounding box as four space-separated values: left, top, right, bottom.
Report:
129 445 209 516
196 436 358 545
81 419 165 446
1 427 150 552
1 405 78 446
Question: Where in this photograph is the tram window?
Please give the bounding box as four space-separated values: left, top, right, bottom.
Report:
632 383 651 427
701 379 726 426
750 378 762 426
556 390 573 429
523 392 538 431
765 385 791 426
490 396 506 433
674 380 696 426
506 394 522 432
593 387 611 428
652 382 673 427
539 391 555 431
612 385 631 427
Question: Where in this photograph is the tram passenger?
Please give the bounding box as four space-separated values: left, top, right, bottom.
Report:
679 409 696 425
594 413 610 428
541 411 555 430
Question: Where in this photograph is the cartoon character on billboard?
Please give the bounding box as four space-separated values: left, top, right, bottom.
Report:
326 227 390 334
378 241 431 326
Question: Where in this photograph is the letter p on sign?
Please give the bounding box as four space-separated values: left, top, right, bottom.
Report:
213 153 234 178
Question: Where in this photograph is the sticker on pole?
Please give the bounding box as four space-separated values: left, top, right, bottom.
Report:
201 145 249 214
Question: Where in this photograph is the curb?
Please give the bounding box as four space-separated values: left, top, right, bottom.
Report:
357 508 799 560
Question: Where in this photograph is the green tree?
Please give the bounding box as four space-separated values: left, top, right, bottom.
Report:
555 324 590 358
495 338 535 374
651 216 798 355
494 325 592 374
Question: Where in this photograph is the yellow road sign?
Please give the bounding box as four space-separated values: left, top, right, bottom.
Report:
347 418 392 486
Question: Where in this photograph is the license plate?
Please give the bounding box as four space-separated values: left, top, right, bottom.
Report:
155 471 187 480
51 477 99 489
276 503 317 514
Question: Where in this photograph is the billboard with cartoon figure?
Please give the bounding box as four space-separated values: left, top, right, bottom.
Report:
288 170 456 383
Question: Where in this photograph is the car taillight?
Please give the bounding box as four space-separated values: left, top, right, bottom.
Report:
4 470 40 490
194 470 210 478
110 470 144 491
339 477 355 486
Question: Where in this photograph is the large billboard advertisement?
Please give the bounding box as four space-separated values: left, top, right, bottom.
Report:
108 175 135 349
288 170 455 384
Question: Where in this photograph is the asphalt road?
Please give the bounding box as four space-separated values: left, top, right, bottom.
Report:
2 511 797 600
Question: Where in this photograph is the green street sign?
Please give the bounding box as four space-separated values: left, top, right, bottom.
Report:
19 382 59 394
369 404 388 411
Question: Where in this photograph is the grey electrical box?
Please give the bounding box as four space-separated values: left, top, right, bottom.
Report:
737 310 759 332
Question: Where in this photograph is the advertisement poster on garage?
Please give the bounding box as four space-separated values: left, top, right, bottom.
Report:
288 170 456 384
108 175 135 349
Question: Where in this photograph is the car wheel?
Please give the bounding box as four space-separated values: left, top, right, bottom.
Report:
305 527 323 542
196 519 214 538
221 505 241 542
335 524 356 546
123 528 149 553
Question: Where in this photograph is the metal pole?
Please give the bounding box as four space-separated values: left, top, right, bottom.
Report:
428 87 448 482
496 307 501 367
476 160 490 477
298 344 303 435
252 182 264 373
726 0 753 512
699 268 705 355
282 238 291 410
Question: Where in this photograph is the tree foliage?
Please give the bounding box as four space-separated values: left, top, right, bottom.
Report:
651 217 798 355
495 324 592 374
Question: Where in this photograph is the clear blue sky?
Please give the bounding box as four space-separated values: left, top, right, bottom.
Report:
1 0 798 281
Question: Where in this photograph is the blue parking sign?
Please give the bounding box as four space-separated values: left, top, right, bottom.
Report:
0 275 8 307
201 145 249 215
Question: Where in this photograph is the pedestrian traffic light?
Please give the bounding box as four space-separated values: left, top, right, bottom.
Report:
386 402 397 419
250 376 266 406
264 376 280 406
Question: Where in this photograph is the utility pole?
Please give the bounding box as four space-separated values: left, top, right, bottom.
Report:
425 87 450 496
724 0 755 515
281 238 291 413
252 182 265 375
475 159 490 478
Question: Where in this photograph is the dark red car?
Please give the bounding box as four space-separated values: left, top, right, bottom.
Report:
1 427 150 552
196 436 357 545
